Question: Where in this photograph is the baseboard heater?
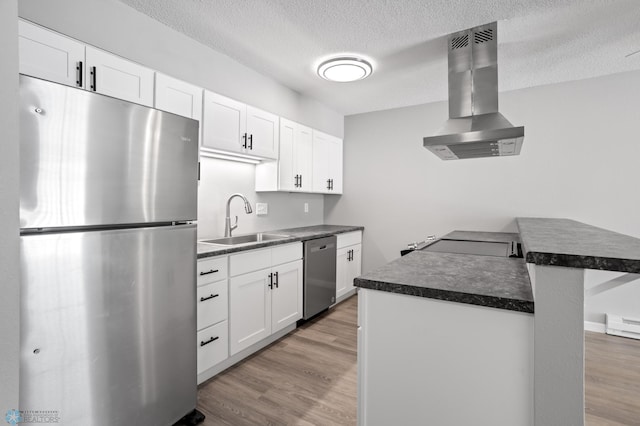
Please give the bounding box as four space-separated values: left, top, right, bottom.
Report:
605 314 640 339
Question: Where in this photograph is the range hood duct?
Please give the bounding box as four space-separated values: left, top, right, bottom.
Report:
423 22 524 160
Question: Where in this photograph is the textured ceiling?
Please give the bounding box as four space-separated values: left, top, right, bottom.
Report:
119 0 640 116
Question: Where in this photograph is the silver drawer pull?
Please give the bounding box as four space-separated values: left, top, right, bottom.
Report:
199 269 219 276
200 294 219 302
200 336 219 347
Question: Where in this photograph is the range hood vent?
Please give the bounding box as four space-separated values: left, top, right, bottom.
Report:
423 22 524 160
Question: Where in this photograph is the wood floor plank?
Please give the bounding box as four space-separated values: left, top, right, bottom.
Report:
198 295 640 425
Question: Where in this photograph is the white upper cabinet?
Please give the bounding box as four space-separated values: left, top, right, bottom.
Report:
18 21 154 106
312 130 343 194
328 135 343 193
18 20 85 88
85 46 155 107
255 118 313 192
294 123 313 191
202 91 246 154
202 91 278 160
246 106 279 159
155 73 203 120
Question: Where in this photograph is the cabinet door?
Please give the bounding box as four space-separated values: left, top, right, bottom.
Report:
278 118 296 191
85 46 154 106
18 20 85 88
271 260 303 333
346 244 362 294
202 91 246 155
155 73 203 120
229 268 271 355
312 130 331 193
328 136 344 194
336 245 361 299
336 247 350 299
296 124 314 192
246 106 279 159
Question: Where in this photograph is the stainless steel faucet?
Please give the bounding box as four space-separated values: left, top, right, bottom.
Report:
224 193 253 237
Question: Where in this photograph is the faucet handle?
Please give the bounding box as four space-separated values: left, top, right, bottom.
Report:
230 215 238 232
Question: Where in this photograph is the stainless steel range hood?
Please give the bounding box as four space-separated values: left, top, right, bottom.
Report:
423 22 524 160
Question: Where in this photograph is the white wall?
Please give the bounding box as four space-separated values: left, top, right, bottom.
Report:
0 0 20 412
198 158 324 238
19 0 343 237
326 70 640 326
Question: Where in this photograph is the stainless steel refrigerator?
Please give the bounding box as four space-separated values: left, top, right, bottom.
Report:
19 75 200 426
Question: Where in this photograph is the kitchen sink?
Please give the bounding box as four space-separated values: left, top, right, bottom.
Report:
199 233 292 246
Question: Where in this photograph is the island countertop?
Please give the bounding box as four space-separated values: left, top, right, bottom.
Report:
517 218 640 273
354 231 533 313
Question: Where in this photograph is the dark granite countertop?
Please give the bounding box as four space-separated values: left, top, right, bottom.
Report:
197 224 364 259
517 218 640 273
355 231 534 313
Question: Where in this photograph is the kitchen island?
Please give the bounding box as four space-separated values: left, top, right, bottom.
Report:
355 219 640 426
355 231 534 426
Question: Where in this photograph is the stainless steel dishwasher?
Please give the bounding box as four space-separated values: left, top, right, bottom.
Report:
303 235 337 319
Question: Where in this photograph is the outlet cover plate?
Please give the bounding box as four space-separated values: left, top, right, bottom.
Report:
256 203 268 215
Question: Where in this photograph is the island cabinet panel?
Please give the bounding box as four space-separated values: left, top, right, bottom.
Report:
358 288 534 426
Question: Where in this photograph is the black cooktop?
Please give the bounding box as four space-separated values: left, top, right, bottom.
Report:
420 239 523 258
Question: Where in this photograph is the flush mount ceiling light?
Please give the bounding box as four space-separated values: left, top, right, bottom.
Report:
317 57 373 82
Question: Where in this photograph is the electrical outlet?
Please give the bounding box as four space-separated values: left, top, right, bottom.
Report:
256 203 268 215
304 202 309 213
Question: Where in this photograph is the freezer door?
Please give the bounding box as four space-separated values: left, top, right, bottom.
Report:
20 225 197 426
19 75 199 229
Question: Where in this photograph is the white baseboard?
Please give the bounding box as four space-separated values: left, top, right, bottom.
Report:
584 320 606 333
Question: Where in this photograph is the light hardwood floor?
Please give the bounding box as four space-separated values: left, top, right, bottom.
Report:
197 295 640 425
197 296 358 425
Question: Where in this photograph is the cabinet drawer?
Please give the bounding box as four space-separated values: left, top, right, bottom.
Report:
197 280 228 331
272 242 302 266
337 231 362 249
229 248 271 277
197 256 228 286
197 320 228 374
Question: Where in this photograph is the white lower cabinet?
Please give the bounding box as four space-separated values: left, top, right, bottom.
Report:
196 255 229 376
229 243 302 355
271 259 303 333
229 268 272 354
197 321 228 375
336 231 362 300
